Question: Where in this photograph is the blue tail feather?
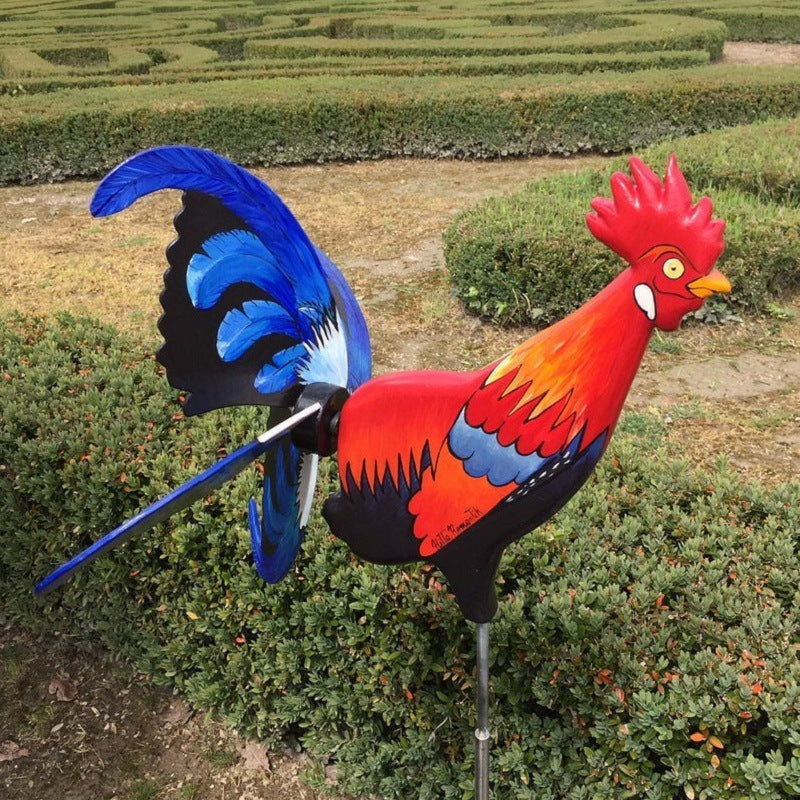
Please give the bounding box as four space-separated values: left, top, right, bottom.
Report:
254 345 307 395
249 439 315 583
91 145 330 308
217 301 300 363
187 230 297 313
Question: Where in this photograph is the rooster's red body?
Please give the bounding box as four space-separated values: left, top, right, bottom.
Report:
323 156 729 621
38 152 730 624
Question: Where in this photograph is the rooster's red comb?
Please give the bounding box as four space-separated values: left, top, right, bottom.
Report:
586 156 725 271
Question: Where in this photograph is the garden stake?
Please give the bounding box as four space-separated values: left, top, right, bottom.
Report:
475 622 491 800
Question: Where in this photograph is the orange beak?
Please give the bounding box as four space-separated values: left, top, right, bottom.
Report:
687 268 731 299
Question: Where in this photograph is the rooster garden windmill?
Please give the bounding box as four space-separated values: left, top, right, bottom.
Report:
36 148 730 798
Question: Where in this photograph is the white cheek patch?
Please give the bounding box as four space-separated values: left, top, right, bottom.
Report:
634 283 657 321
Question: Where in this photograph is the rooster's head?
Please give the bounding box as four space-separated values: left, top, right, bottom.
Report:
586 156 730 331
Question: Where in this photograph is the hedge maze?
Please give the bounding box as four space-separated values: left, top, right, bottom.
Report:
0 2 730 86
2 0 800 182
3 4 800 799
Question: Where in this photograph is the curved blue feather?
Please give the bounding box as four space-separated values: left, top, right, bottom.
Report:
255 344 307 394
249 439 311 583
187 230 298 314
91 145 330 309
217 301 300 363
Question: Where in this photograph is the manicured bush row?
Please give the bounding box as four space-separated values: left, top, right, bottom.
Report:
245 15 726 60
445 118 800 326
150 42 219 70
2 314 798 799
4 67 800 183
0 48 711 95
163 48 712 78
265 47 711 77
446 177 800 326
6 0 799 61
699 9 800 42
0 44 194 80
107 45 152 75
36 46 110 68
0 46 58 78
214 11 267 32
633 117 800 208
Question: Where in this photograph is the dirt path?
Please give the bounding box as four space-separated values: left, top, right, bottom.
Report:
1 145 798 800
722 41 800 65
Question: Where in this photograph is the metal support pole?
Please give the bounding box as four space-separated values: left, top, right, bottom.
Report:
475 621 490 800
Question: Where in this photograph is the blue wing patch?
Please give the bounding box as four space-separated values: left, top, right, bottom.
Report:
186 230 299 316
448 409 590 489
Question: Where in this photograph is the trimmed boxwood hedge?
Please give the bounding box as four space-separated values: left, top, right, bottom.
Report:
0 50 713 97
445 118 800 327
245 14 726 60
1 313 799 799
633 118 800 208
4 67 800 183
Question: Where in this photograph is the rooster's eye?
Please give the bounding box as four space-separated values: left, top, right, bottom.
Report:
662 258 685 280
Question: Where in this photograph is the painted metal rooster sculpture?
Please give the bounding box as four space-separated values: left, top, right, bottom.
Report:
37 148 729 628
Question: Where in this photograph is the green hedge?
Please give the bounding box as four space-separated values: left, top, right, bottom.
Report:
36 47 110 68
1 313 799 799
4 67 800 183
445 118 800 326
150 42 219 70
107 45 152 75
0 49 712 96
175 48 712 79
632 118 800 207
0 46 59 78
700 9 800 42
245 15 726 60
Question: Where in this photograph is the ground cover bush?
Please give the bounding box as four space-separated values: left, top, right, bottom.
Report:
697 8 800 42
445 118 800 326
149 42 220 70
0 46 55 79
177 48 713 79
1 313 798 799
634 118 800 207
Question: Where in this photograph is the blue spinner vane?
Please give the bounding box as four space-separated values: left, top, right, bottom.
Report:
36 146 371 595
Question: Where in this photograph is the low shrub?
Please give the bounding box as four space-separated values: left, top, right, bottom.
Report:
0 46 60 78
445 178 800 326
0 49 713 96
107 46 151 76
445 171 612 326
1 314 798 799
245 15 725 60
150 43 219 71
214 11 266 32
36 46 109 68
633 118 800 207
701 9 800 42
446 118 800 326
